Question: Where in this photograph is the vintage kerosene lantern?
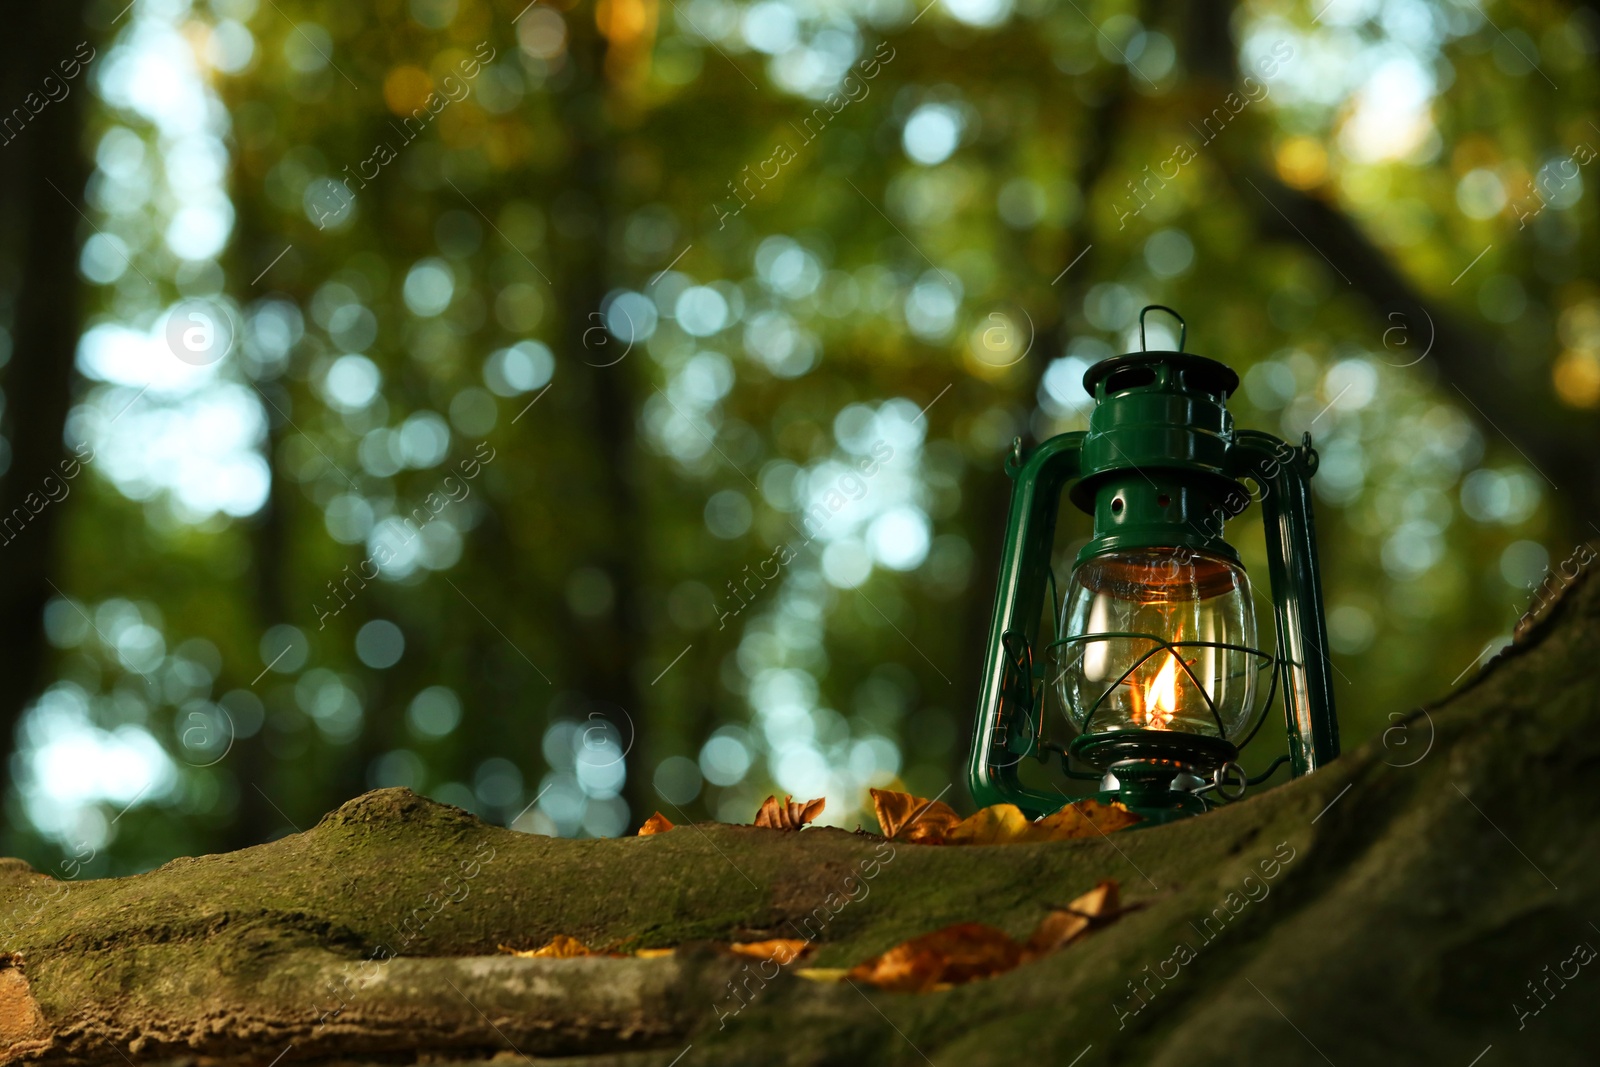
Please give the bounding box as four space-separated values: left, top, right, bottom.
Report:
967 307 1339 823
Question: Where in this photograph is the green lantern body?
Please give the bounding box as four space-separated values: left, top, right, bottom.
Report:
966 307 1339 823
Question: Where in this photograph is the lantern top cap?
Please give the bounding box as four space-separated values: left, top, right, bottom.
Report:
1080 305 1240 400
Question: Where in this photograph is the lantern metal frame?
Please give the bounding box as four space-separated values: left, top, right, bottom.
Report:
966 306 1340 823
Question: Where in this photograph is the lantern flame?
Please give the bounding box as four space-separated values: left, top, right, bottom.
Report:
1142 652 1180 729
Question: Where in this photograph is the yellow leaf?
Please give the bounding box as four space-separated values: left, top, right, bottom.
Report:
794 967 849 982
944 803 1033 845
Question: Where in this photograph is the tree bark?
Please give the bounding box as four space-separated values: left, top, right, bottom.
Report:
3 571 1597 1065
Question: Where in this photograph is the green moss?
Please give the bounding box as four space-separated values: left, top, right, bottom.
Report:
5 577 1599 1065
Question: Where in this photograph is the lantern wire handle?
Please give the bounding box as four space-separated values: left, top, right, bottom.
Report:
1139 305 1186 352
1245 754 1292 786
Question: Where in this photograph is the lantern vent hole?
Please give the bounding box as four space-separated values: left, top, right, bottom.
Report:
1104 366 1157 395
1178 366 1235 399
1157 494 1171 508
1111 497 1124 514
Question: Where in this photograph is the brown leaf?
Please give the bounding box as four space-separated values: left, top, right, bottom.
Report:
1064 879 1120 920
870 788 962 844
638 812 674 836
753 794 825 830
1024 910 1090 955
847 922 1025 992
847 880 1128 991
501 935 594 959
728 939 811 965
1030 799 1141 840
1026 880 1123 956
943 803 1033 845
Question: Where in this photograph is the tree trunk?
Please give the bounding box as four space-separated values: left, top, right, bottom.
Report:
0 1 92 813
557 17 653 826
2 570 1597 1064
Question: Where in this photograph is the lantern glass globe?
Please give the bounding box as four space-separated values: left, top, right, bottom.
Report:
1055 547 1259 741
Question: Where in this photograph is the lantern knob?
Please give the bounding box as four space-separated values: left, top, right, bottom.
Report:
1139 305 1186 352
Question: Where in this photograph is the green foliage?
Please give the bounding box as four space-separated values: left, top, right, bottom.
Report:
6 0 1594 874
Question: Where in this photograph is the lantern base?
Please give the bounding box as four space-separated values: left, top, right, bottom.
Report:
1092 761 1205 824
1070 730 1238 824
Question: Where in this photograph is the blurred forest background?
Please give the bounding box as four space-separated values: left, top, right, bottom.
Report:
0 0 1594 875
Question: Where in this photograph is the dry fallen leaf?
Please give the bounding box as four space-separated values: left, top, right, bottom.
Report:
754 794 825 830
864 791 1138 847
794 966 849 982
944 803 1033 845
1026 880 1122 955
1025 910 1090 955
634 948 676 959
883 796 1145 844
1031 799 1141 840
939 799 1140 846
848 880 1127 990
847 922 1025 992
638 812 674 836
870 788 962 844
728 939 811 965
1064 879 1120 919
501 935 594 959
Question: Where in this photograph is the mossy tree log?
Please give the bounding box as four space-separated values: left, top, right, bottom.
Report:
3 576 1599 1066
